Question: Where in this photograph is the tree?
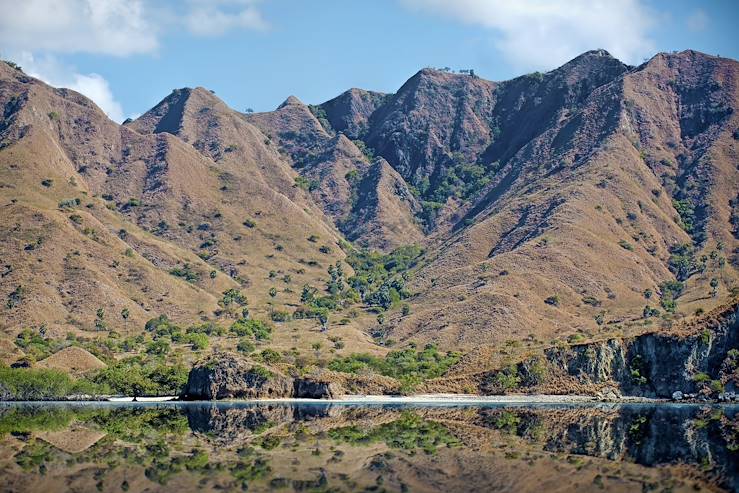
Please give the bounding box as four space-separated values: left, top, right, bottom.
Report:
121 307 130 334
187 333 208 351
146 340 170 356
95 308 107 331
317 309 329 332
301 284 317 304
710 277 719 297
268 287 277 298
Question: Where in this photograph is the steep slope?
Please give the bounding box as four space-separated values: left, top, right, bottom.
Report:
0 62 345 342
341 158 424 251
318 88 389 139
387 51 738 348
1 49 737 370
246 96 422 250
126 86 306 206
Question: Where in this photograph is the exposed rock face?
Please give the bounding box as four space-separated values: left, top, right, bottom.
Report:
544 302 739 398
319 88 388 139
181 354 291 400
183 355 356 400
293 377 343 399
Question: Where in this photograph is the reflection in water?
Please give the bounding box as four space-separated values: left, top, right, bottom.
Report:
0 402 736 493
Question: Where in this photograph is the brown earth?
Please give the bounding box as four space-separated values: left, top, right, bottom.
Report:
35 346 106 375
0 49 737 377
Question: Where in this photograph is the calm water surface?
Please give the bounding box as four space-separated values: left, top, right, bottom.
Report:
0 401 736 493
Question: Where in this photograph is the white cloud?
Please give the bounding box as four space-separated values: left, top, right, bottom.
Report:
686 9 709 32
0 1 270 121
0 0 157 57
0 1 270 55
13 52 126 122
401 0 656 70
184 0 268 36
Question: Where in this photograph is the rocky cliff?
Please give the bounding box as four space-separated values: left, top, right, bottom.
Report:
181 354 354 400
477 300 739 398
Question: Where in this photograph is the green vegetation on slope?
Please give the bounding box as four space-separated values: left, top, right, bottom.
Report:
329 344 460 391
0 366 98 400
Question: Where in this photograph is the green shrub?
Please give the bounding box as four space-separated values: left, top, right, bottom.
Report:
294 176 319 191
58 198 81 209
236 339 255 354
568 333 586 344
668 244 701 281
673 198 696 234
659 280 684 313
187 321 225 336
91 357 187 396
0 366 87 400
710 380 724 393
220 288 247 307
186 333 208 350
229 319 272 340
259 349 281 365
329 344 459 390
146 340 170 356
692 372 711 383
581 296 601 307
169 264 199 283
618 240 634 251
544 295 560 307
492 365 521 391
269 310 291 322
642 305 660 318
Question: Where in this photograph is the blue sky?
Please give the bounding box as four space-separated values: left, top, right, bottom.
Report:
1 0 737 122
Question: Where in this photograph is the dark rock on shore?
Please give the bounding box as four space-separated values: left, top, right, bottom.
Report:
181 354 348 400
181 354 291 400
544 301 738 398
293 377 344 399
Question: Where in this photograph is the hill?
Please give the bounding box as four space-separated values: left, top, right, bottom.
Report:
0 50 737 383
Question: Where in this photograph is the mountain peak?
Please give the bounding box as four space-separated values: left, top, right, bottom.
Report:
278 95 304 109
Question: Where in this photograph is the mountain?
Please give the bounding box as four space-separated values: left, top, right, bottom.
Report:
0 62 345 343
0 50 737 379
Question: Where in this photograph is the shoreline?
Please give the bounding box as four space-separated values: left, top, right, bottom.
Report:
4 393 731 405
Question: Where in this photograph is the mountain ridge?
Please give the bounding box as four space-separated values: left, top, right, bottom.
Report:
1 49 737 370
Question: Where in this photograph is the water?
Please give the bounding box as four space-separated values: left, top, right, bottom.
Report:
0 402 736 493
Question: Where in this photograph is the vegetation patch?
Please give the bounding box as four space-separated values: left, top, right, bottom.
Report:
0 366 97 400
329 344 460 392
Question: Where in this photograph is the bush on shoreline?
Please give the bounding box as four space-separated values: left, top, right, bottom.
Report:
0 366 98 400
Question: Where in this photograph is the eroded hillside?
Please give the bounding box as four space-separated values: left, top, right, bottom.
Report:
1 50 737 377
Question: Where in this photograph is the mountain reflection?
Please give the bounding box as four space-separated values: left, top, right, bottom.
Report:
0 402 736 493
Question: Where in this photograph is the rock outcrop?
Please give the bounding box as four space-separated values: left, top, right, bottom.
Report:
479 300 739 399
182 354 361 400
293 377 343 399
544 301 738 398
181 354 291 400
